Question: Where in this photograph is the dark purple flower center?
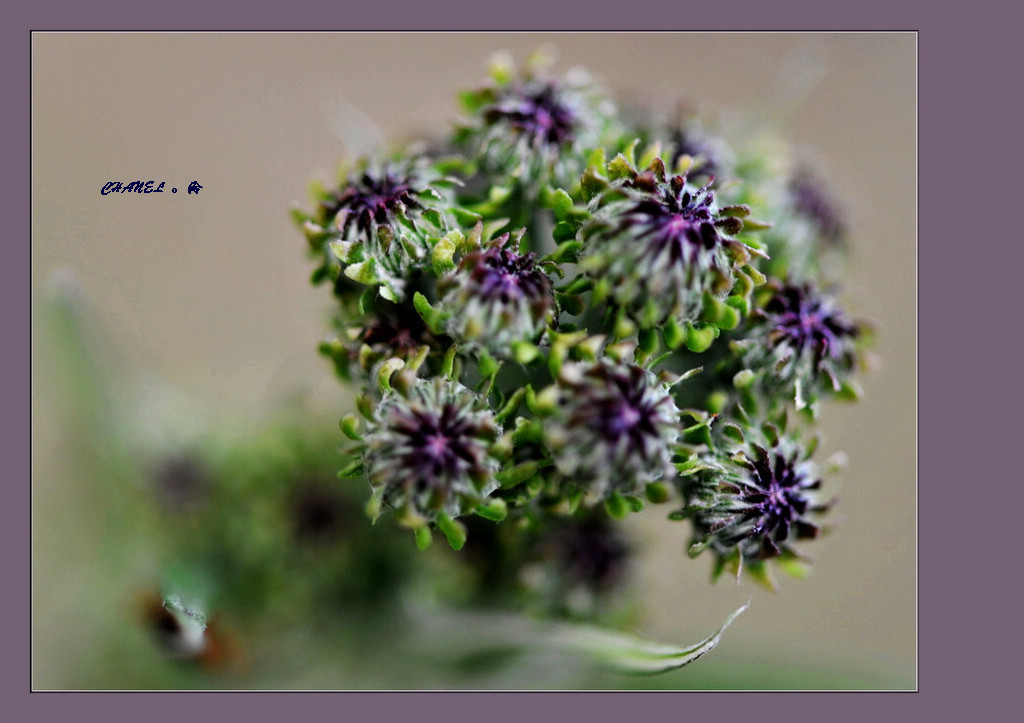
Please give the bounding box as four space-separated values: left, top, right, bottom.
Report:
390 403 484 488
485 84 577 147
620 175 723 263
766 284 858 369
556 515 631 591
324 171 421 235
468 246 550 305
789 174 845 244
573 366 669 454
722 445 823 558
360 301 436 356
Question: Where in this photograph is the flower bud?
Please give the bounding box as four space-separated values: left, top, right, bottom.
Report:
362 377 502 524
440 233 554 355
547 360 681 500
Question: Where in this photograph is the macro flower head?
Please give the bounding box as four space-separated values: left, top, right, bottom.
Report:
581 157 763 329
679 419 831 578
320 292 447 380
546 360 681 501
788 169 847 248
361 377 501 527
304 156 454 302
486 82 577 149
455 56 618 189
439 232 554 354
295 52 876 649
740 281 862 411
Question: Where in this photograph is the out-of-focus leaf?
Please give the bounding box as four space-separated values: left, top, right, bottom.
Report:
547 602 749 674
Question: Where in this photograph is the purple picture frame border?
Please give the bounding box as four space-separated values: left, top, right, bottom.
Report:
12 0 1014 719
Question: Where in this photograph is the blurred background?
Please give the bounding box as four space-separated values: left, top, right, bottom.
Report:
32 32 916 689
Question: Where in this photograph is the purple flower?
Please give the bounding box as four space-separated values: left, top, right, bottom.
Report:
686 440 829 563
309 158 450 302
440 233 553 353
359 297 443 358
581 165 756 327
789 171 846 246
484 83 579 150
320 295 445 380
320 169 422 241
363 378 500 524
458 65 617 187
744 281 861 408
765 284 858 371
618 173 730 257
548 361 680 500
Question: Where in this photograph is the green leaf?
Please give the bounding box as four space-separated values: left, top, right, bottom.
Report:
581 167 608 201
377 357 405 394
552 221 579 243
442 343 458 380
645 482 671 504
419 208 441 231
339 414 362 441
836 379 863 401
338 458 364 478
726 294 750 316
733 369 756 389
638 141 662 171
637 327 658 356
452 206 483 228
548 602 749 674
662 317 686 349
545 239 584 263
510 341 539 365
344 259 378 285
607 153 635 181
556 292 585 316
776 553 813 579
497 461 540 489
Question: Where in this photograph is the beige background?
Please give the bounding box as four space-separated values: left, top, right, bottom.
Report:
32 33 916 688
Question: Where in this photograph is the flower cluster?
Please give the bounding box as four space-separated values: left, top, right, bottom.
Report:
546 360 680 501
580 157 764 329
361 376 501 528
739 281 863 411
298 54 871 599
454 54 619 190
301 156 458 303
439 232 554 354
677 413 831 585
